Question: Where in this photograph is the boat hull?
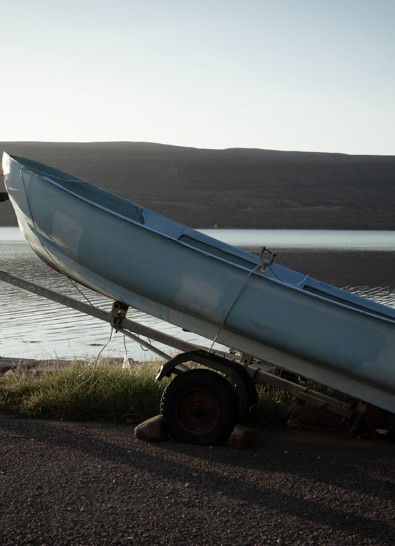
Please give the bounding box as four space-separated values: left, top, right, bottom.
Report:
3 152 395 412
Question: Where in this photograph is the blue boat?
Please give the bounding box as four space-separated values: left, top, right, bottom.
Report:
2 152 395 424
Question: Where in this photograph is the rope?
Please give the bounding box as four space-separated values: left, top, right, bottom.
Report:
269 265 310 287
122 333 136 369
208 262 263 353
67 278 97 307
93 326 114 364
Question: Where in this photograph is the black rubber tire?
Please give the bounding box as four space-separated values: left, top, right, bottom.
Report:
160 369 239 445
231 367 259 418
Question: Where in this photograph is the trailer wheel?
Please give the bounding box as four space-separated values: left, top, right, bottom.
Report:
160 369 239 445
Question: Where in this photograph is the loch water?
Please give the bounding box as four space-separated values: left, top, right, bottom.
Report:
0 228 394 361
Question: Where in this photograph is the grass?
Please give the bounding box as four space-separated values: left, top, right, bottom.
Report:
0 360 302 427
1 361 393 436
0 361 169 424
254 384 301 427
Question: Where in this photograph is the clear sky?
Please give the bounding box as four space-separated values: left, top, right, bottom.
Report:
2 0 394 155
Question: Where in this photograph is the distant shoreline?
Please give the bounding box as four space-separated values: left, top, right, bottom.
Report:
2 141 395 230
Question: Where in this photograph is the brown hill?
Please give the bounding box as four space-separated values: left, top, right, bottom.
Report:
1 142 394 229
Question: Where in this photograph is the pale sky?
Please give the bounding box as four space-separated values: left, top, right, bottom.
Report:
2 0 394 154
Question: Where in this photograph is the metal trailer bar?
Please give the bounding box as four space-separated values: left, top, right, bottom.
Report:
0 268 355 418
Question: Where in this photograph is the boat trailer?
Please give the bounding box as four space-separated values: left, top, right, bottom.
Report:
0 268 365 444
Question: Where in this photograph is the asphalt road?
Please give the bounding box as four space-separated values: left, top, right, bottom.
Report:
1 416 394 545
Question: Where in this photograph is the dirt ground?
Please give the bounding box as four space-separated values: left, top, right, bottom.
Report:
1 415 394 545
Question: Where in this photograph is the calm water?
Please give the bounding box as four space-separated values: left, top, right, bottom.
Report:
1 228 394 361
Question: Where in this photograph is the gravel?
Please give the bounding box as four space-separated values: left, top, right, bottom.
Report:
1 415 395 545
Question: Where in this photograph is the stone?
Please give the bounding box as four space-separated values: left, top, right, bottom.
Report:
134 415 168 442
228 425 258 449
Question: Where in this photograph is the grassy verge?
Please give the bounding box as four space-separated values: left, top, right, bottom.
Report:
1 362 393 435
0 361 302 427
0 361 169 424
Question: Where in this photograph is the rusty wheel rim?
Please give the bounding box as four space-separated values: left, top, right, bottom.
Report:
176 389 220 435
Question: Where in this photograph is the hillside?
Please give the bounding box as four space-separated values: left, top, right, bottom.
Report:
1 142 394 229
